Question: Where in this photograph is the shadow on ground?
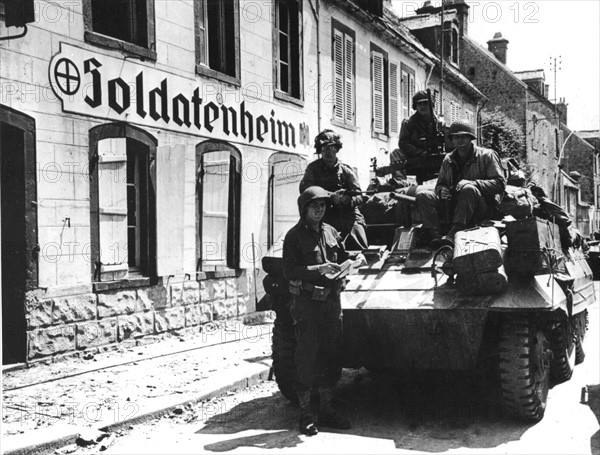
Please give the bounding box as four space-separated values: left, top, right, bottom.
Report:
195 368 533 453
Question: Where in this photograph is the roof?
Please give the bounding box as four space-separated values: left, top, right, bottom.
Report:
575 130 600 140
397 10 458 30
514 69 545 81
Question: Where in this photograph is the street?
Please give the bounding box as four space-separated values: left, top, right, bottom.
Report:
63 303 600 455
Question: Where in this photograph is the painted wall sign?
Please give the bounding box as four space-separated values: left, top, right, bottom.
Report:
49 43 310 149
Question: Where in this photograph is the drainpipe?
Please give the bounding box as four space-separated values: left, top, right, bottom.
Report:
309 0 321 133
476 98 488 147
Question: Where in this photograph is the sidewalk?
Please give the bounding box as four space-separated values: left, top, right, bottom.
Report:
1 318 275 455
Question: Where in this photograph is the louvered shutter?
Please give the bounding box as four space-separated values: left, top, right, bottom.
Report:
371 51 385 133
333 29 344 122
271 156 306 247
200 151 230 268
97 138 128 280
389 62 399 134
401 69 409 120
344 33 354 124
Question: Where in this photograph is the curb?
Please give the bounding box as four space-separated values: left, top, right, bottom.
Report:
2 363 272 455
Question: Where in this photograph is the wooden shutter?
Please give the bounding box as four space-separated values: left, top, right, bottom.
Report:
401 69 409 120
333 28 344 122
344 33 354 124
156 144 186 276
372 51 385 134
97 138 128 280
389 62 399 134
196 0 208 65
200 151 230 268
271 156 305 248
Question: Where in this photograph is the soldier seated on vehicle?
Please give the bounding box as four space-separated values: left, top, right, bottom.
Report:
415 120 506 249
390 90 447 183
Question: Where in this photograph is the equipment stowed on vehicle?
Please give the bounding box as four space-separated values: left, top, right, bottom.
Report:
259 161 594 422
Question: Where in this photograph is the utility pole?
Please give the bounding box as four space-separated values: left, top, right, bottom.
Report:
439 0 445 117
549 55 562 120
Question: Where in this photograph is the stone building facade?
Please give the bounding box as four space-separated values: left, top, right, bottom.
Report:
1 0 483 363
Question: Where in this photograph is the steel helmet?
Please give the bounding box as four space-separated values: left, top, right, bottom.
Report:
297 186 331 215
448 120 476 139
412 90 430 110
314 129 342 153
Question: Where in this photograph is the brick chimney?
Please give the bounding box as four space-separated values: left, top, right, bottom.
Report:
557 97 568 124
487 32 509 65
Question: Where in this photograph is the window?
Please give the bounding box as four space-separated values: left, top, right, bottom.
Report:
465 109 475 125
468 67 476 77
83 0 156 60
442 23 459 65
196 141 241 270
332 20 355 127
274 0 303 102
195 0 240 84
400 64 415 121
89 124 157 283
370 45 399 136
596 184 600 207
450 101 460 123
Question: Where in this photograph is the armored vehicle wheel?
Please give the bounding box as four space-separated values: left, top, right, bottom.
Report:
550 323 575 385
498 316 550 422
272 316 298 404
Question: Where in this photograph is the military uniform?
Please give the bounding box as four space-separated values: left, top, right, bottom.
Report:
299 159 368 249
416 145 506 237
282 219 347 395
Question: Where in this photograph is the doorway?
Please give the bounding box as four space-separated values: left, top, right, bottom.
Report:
1 105 37 364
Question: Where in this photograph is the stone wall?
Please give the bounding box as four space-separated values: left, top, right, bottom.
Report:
25 272 250 360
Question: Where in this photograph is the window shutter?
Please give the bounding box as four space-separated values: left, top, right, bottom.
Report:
344 33 354 124
156 144 186 276
271 156 306 247
389 62 399 134
409 73 415 108
371 51 385 134
97 138 128 279
333 29 344 122
196 0 207 65
201 151 230 267
401 69 409 120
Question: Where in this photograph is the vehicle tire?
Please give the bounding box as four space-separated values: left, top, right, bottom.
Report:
550 323 575 385
498 315 551 422
272 315 298 404
575 310 589 365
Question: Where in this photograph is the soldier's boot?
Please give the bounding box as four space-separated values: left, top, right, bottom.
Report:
298 391 318 436
428 228 444 250
318 387 351 430
441 223 466 247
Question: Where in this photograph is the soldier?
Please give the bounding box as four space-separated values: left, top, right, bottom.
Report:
300 129 368 249
283 186 353 436
390 90 446 182
415 120 506 248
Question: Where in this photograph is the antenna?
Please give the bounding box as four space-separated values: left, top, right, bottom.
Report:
549 55 562 122
548 55 562 103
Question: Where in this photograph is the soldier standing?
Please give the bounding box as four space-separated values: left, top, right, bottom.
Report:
283 186 353 436
299 129 368 250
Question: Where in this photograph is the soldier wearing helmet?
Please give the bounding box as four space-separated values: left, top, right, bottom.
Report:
390 90 447 182
283 186 358 436
299 129 368 249
415 120 506 248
